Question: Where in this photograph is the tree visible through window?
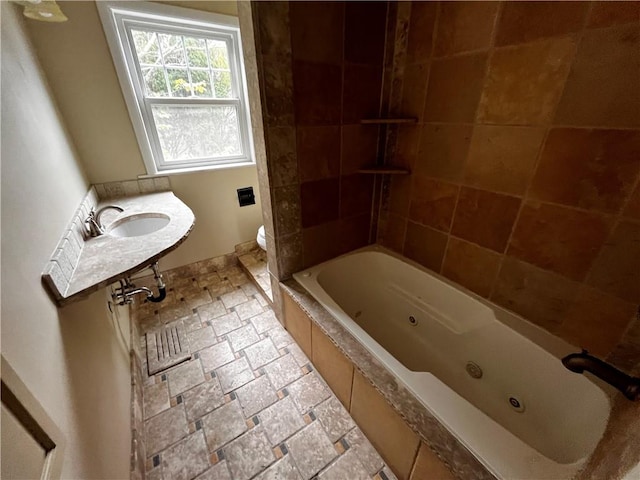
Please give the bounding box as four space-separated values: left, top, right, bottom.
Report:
98 2 253 174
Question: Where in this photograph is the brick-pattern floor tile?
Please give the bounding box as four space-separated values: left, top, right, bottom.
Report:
226 324 260 352
255 293 270 308
216 357 255 393
220 289 249 309
195 461 232 480
133 256 394 480
235 375 278 418
197 301 227 321
317 449 369 480
345 428 385 475
224 428 275 480
287 422 337 480
199 341 235 372
249 310 280 334
263 327 295 350
287 343 310 367
206 281 236 298
234 298 264 320
286 373 331 414
184 290 213 310
183 378 225 422
201 400 247 452
167 360 205 397
145 406 189 456
182 314 203 332
240 282 259 297
253 455 302 480
258 396 305 446
161 431 210 480
187 326 217 352
244 338 279 370
211 312 244 336
144 381 170 419
314 396 355 443
263 354 303 391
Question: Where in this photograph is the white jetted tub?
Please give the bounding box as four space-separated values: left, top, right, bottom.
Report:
293 246 611 480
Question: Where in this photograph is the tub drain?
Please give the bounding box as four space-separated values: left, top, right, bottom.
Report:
408 315 417 326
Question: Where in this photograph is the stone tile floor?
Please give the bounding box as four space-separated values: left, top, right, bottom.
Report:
135 263 396 480
237 249 272 302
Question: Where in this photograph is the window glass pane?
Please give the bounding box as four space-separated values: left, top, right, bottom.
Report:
151 105 242 162
207 39 230 69
141 66 169 97
213 71 232 98
190 70 212 97
132 30 160 65
184 37 208 68
167 68 191 97
158 33 186 66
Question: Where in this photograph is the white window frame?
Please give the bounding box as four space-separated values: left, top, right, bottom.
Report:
98 1 255 176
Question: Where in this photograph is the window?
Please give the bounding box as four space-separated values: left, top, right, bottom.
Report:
98 2 254 175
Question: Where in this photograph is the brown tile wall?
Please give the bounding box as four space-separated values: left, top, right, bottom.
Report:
253 1 389 284
379 1 640 372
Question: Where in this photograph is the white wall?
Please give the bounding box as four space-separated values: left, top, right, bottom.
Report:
1 3 130 477
26 1 264 270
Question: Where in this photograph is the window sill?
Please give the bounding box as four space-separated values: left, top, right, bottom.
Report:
138 160 256 178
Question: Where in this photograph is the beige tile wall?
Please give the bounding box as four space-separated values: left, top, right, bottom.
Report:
379 1 640 371
283 292 312 357
311 323 354 409
351 371 421 480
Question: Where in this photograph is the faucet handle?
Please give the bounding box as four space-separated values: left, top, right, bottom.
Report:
85 207 103 237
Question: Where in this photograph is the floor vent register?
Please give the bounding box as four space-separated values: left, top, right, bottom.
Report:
146 319 191 375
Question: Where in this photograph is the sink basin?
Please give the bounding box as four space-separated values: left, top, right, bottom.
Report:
108 213 170 238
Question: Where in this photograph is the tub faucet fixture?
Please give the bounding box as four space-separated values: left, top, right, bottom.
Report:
562 350 640 401
86 205 124 236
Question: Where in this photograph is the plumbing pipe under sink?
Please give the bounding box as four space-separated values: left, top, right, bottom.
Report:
112 262 166 305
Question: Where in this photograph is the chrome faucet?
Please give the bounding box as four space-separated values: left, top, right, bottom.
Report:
85 205 124 237
562 350 640 401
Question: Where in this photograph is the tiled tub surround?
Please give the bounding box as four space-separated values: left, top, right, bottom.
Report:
379 1 640 374
130 262 396 480
250 1 388 288
42 187 194 306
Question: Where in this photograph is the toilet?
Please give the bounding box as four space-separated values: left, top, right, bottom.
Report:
256 225 267 251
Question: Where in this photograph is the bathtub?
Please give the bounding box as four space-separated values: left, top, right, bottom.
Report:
293 246 611 480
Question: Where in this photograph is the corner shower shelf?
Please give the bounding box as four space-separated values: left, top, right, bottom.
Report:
357 166 411 175
360 118 417 125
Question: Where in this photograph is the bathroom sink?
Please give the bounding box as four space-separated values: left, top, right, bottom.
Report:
108 214 170 238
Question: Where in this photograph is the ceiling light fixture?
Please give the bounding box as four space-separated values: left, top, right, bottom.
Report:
16 0 68 23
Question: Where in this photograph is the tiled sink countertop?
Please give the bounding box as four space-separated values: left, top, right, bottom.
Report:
43 191 195 306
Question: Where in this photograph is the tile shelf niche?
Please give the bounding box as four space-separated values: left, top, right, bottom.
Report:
360 118 417 124
358 117 416 175
357 166 411 175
